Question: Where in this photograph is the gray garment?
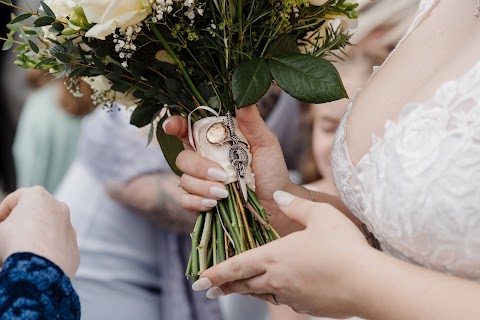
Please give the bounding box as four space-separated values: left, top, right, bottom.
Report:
56 106 222 320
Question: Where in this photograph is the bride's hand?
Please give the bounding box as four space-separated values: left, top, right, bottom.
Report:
164 104 302 235
191 191 373 318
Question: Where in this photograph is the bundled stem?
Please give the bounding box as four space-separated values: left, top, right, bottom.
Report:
186 183 280 279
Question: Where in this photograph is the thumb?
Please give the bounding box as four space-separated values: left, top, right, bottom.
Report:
273 191 315 227
236 105 276 147
162 115 191 147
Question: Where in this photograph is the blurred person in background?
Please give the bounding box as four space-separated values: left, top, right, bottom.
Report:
13 70 95 193
269 0 420 319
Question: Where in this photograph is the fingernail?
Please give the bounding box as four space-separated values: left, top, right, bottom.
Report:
207 167 228 182
210 186 229 198
206 287 225 299
162 118 172 132
273 190 296 207
192 278 212 291
201 199 218 208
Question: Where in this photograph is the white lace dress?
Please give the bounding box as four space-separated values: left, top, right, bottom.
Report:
332 0 480 282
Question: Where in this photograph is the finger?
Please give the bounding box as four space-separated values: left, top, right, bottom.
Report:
219 273 270 296
105 182 128 202
197 244 271 287
251 294 279 305
273 191 316 227
236 105 277 148
180 174 228 200
181 193 218 212
176 149 228 182
0 189 24 222
162 116 191 146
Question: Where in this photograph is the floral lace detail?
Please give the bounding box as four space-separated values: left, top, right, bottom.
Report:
0 253 80 319
332 0 480 281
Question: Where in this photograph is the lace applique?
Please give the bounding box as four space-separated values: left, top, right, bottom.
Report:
332 0 480 281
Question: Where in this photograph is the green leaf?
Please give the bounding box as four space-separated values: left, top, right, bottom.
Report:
232 58 272 108
110 81 130 93
106 71 122 81
2 36 13 51
34 57 56 69
130 103 159 128
51 21 65 32
25 30 37 35
92 54 105 70
10 13 32 24
69 66 88 77
13 43 28 52
28 40 39 53
33 16 55 27
41 1 56 18
156 120 183 176
54 52 70 63
269 53 347 104
165 78 182 93
268 34 300 55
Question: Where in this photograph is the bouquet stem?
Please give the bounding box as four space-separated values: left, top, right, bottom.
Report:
187 183 279 280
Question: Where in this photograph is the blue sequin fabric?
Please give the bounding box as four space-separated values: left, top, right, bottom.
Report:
0 253 80 320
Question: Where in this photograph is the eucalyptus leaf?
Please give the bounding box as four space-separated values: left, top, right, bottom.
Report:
41 1 56 18
232 58 271 108
269 53 347 104
28 40 39 53
10 13 32 24
34 57 56 69
110 81 130 93
54 52 70 63
2 39 13 51
33 16 55 27
156 120 183 176
130 103 160 127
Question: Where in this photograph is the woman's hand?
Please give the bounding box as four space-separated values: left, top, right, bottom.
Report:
0 187 80 279
191 191 373 318
164 104 303 235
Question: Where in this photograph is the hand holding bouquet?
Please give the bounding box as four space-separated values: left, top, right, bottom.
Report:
1 0 357 279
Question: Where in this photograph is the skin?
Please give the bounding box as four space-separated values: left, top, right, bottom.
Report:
106 172 197 234
165 1 480 317
0 186 80 279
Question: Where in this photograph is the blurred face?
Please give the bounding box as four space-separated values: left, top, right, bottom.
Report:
311 61 371 182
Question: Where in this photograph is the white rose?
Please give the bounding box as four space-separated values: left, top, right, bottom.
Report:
43 0 76 20
74 0 152 40
84 75 139 107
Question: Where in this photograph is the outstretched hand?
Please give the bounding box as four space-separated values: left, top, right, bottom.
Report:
190 191 372 318
164 104 303 235
0 187 80 279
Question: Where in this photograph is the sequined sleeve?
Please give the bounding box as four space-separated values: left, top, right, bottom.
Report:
0 252 80 320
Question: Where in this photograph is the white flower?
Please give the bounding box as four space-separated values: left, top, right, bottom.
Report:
43 0 76 20
74 0 152 40
84 76 139 107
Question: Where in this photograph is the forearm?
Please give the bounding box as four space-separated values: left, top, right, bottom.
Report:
135 173 197 234
351 249 480 319
0 253 80 319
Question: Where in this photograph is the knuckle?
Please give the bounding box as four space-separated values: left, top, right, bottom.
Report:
231 259 243 278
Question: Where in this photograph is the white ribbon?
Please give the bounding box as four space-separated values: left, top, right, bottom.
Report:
185 107 256 190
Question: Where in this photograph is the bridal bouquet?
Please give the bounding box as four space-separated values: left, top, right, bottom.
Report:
2 0 357 279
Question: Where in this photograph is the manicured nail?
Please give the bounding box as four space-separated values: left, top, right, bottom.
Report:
207 167 228 182
210 186 229 198
192 278 212 291
206 287 225 299
201 199 218 208
162 118 172 132
273 190 296 207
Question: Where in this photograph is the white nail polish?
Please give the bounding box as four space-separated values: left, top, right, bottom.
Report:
206 287 225 299
210 186 229 198
207 167 228 182
192 278 213 291
201 199 218 208
162 118 171 132
273 190 296 207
